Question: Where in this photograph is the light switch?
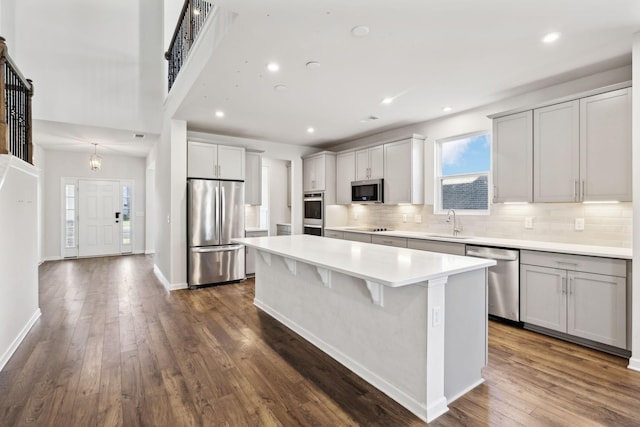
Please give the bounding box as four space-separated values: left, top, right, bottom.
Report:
402 214 407 223
524 217 533 229
575 218 585 231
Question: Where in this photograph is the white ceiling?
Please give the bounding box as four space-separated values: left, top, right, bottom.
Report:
174 0 640 147
19 0 640 155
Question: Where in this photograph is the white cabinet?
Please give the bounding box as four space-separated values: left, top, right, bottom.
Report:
407 239 466 256
520 250 627 349
492 111 533 202
355 145 384 180
245 152 262 205
383 136 425 204
579 88 631 202
533 100 580 202
187 141 245 180
286 162 291 207
245 229 268 276
336 152 355 205
303 152 336 204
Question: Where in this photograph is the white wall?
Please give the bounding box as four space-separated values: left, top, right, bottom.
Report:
10 0 163 134
629 33 640 371
0 156 40 371
42 149 147 260
0 0 17 47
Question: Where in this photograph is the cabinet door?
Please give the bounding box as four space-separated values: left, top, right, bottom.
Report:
355 149 370 180
369 145 384 179
336 152 355 204
303 157 315 192
520 265 566 333
533 100 580 202
567 271 626 348
342 232 372 243
492 111 533 202
580 88 631 202
187 141 216 179
245 152 262 205
407 239 466 256
383 139 412 204
324 230 344 239
286 163 291 207
371 235 407 248
218 145 245 180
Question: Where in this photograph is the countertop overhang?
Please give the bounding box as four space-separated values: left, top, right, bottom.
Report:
326 227 632 260
233 235 495 287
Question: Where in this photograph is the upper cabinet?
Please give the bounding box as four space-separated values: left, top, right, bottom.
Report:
492 111 533 203
188 141 245 180
303 152 336 203
336 151 355 205
579 88 631 202
383 136 425 204
491 85 632 203
245 152 262 205
533 100 580 202
355 146 384 180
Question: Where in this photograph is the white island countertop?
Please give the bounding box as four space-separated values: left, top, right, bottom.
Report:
233 234 495 287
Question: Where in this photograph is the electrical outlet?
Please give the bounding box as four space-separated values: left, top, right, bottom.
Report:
415 214 422 224
432 306 442 326
524 217 533 229
402 214 407 223
575 218 585 231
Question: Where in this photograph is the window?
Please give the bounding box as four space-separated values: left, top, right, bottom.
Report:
122 184 132 248
64 184 76 248
436 132 490 214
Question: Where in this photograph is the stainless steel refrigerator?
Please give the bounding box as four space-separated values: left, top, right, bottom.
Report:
187 179 245 288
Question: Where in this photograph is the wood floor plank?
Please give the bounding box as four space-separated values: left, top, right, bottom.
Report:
2 255 640 426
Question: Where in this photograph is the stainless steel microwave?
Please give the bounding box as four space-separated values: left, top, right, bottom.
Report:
351 179 383 203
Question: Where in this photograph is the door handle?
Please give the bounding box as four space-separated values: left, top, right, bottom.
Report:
115 212 120 223
561 276 566 294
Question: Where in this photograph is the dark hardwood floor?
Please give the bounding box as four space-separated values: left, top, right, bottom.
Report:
1 255 640 426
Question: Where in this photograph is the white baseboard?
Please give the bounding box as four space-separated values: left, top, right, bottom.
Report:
153 264 188 291
41 256 62 263
628 357 640 372
0 308 42 372
133 250 144 255
254 298 433 422
144 249 156 255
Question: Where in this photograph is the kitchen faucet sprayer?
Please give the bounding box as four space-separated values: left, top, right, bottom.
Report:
446 209 461 236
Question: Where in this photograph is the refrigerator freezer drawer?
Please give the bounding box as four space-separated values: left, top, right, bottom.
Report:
188 245 245 287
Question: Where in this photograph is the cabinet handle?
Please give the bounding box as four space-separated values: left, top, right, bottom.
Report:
573 180 578 202
581 180 585 201
561 276 566 294
569 277 573 295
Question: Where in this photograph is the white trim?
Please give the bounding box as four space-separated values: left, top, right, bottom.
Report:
253 298 432 422
0 309 41 372
144 250 156 255
628 358 640 372
42 256 62 262
153 264 188 291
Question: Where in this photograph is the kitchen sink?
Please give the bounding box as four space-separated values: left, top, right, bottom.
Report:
422 233 471 240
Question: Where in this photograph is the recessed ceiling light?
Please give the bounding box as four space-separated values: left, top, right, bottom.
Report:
542 32 561 43
442 106 453 113
267 62 280 72
307 127 315 134
306 61 321 69
382 97 393 105
351 25 370 37
274 84 288 91
215 111 225 118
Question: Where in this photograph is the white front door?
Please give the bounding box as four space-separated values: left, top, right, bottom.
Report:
78 180 120 257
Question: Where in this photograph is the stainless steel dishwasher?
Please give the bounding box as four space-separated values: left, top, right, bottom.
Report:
465 246 520 322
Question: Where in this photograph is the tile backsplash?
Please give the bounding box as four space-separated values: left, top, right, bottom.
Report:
340 202 632 248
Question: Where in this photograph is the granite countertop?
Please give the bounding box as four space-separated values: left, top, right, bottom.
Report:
325 226 632 260
233 235 495 287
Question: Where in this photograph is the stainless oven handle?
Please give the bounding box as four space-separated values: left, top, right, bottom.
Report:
304 224 322 228
303 198 323 202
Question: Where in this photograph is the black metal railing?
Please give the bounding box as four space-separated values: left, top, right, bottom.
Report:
0 36 33 164
165 0 213 91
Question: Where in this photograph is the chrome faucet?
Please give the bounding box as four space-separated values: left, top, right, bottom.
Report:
446 209 461 236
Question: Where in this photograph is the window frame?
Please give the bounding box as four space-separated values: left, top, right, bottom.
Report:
434 131 491 216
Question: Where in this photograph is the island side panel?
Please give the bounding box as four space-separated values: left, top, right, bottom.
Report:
444 268 488 401
253 252 430 415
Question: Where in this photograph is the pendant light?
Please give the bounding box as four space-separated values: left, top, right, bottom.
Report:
89 143 102 171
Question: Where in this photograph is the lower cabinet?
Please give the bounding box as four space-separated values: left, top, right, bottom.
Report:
371 235 407 248
324 230 344 239
245 230 268 276
407 239 466 256
520 250 627 349
343 232 372 243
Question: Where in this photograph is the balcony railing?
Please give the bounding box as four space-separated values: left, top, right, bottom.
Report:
0 36 33 164
165 0 213 91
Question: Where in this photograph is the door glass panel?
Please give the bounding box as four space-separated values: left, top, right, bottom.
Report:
122 185 131 246
65 184 76 248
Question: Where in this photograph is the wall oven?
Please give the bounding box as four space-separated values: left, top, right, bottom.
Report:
303 192 324 236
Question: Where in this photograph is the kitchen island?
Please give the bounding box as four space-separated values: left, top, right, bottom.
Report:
233 235 495 422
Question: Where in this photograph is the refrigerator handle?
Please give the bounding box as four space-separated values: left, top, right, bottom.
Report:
221 185 226 230
215 184 220 242
191 245 244 253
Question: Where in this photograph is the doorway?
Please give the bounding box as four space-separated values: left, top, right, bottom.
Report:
62 178 134 258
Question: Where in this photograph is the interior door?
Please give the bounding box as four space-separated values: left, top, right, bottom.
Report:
78 180 120 256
